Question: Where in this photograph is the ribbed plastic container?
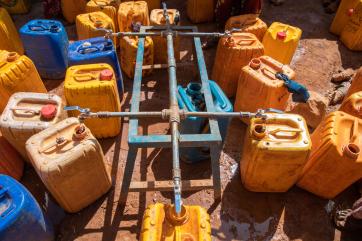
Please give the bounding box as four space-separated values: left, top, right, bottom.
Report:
177 81 233 163
262 22 302 64
86 0 119 31
187 0 214 23
64 64 121 138
61 0 88 23
0 50 47 112
234 56 295 115
0 8 24 54
118 1 150 32
19 19 69 79
119 36 154 78
26 117 112 213
330 0 361 35
68 37 124 96
225 14 268 41
0 132 24 180
76 11 118 47
0 92 65 161
340 91 362 119
0 0 31 14
298 111 362 199
212 33 264 97
150 8 180 64
140 203 211 241
0 174 54 241
340 1 362 51
241 113 311 192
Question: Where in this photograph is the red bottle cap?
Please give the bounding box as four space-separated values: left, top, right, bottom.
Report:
100 69 113 80
277 31 287 40
347 8 354 17
40 104 57 119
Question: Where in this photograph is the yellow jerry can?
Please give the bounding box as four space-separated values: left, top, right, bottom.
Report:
119 36 154 78
64 64 121 138
1 0 31 14
212 33 264 97
26 117 112 213
340 91 362 119
340 1 362 51
0 92 65 161
86 0 119 31
262 22 302 65
150 8 180 64
225 14 268 41
240 113 311 192
187 0 214 23
118 1 150 32
140 203 211 241
234 56 295 115
0 8 24 54
0 51 47 112
121 0 160 11
76 11 118 47
330 0 361 35
298 111 362 199
61 0 88 23
346 67 362 98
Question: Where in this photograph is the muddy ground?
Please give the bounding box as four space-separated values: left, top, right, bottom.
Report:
11 0 362 240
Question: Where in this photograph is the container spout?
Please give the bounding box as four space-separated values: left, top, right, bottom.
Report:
343 143 360 159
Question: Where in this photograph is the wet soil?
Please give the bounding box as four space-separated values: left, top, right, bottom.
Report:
13 0 362 240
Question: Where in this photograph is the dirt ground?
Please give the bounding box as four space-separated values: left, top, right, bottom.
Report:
11 0 362 240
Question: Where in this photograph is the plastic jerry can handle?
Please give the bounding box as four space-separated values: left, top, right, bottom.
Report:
236 39 256 46
77 45 101 54
28 25 48 31
268 128 302 135
11 107 39 117
0 187 8 198
178 86 198 112
209 81 227 109
73 74 96 82
350 118 360 144
261 67 277 80
39 137 71 153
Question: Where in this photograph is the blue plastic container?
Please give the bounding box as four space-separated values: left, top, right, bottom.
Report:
177 80 233 163
0 175 54 241
19 19 68 79
68 37 124 95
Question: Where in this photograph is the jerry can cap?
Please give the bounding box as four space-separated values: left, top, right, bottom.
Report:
277 31 287 40
40 104 57 119
250 58 261 70
347 8 354 17
7 52 19 62
343 143 360 159
100 69 113 80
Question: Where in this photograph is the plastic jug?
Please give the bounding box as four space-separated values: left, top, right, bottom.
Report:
118 1 150 32
119 36 154 78
187 0 214 23
212 33 264 97
340 1 362 51
225 14 268 41
68 37 124 96
140 203 211 241
0 175 54 241
76 12 118 47
150 8 180 64
234 56 295 115
0 92 65 161
64 64 121 138
26 118 111 213
19 19 69 79
298 111 362 199
262 22 302 64
240 113 311 192
0 132 24 180
330 0 361 35
346 67 362 98
0 0 30 14
340 91 362 119
0 8 24 54
86 0 119 31
61 0 88 23
177 81 233 163
0 50 47 112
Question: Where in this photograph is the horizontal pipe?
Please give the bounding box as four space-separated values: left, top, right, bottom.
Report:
112 31 229 38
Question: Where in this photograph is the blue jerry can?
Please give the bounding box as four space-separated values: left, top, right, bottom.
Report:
19 19 68 79
68 37 124 96
177 81 233 163
0 175 54 241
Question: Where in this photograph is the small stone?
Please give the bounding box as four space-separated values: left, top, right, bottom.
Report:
329 81 351 105
331 68 355 84
286 91 328 129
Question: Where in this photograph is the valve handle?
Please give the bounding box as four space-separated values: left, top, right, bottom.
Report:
64 106 90 114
